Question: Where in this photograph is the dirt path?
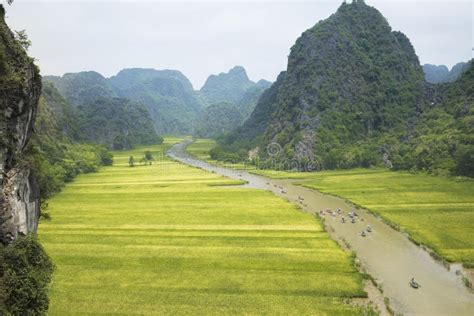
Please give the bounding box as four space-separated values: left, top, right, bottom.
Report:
168 140 474 316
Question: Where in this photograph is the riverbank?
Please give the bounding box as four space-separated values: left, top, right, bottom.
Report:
38 138 370 315
179 140 474 315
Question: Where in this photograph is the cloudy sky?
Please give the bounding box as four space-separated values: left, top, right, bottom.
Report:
3 0 472 89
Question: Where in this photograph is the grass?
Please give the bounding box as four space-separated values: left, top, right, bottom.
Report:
39 138 368 315
187 139 256 170
251 168 474 268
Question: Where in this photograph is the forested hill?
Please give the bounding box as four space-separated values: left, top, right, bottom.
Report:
45 67 270 135
199 66 271 105
108 68 202 134
423 62 468 84
194 67 271 137
44 69 201 134
217 0 473 177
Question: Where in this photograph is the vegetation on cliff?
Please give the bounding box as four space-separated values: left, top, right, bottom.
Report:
0 4 53 314
25 82 114 203
214 1 473 178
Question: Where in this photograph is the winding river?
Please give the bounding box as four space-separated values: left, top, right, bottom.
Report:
168 140 474 316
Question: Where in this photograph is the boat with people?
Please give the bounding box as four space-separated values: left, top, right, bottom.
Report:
410 278 420 289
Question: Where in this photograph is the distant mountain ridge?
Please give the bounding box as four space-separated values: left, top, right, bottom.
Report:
423 62 468 84
44 68 201 134
194 66 271 137
199 66 271 105
44 66 271 135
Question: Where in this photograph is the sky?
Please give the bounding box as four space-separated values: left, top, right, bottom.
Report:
3 0 472 89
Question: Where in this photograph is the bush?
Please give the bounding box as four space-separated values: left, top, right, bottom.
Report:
0 235 54 315
26 141 114 201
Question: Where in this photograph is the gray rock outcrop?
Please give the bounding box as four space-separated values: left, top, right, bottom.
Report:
0 4 41 244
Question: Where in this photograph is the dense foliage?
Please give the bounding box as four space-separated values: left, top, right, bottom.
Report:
195 102 243 138
216 1 473 177
423 62 468 84
194 67 270 138
76 97 162 150
45 68 203 134
44 71 115 107
199 66 270 105
25 83 114 203
45 67 271 136
0 234 54 315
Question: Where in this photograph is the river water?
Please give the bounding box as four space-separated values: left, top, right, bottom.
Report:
168 141 474 316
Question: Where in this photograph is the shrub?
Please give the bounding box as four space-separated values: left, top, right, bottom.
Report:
0 235 54 315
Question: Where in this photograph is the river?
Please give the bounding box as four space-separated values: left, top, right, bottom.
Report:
168 140 474 316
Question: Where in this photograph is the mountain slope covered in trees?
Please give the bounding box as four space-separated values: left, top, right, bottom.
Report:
199 66 270 105
76 97 162 150
45 67 271 135
194 67 271 137
45 69 202 134
27 82 113 202
194 102 243 138
216 1 473 177
109 68 203 134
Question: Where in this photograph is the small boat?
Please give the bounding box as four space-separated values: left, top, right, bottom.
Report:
410 278 420 289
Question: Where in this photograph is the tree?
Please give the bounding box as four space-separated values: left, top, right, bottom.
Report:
143 151 154 165
128 156 135 167
14 30 31 51
0 235 54 315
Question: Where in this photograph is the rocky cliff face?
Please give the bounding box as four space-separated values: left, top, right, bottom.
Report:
0 5 41 244
230 1 426 169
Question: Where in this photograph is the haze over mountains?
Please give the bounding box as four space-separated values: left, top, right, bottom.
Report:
44 66 270 135
422 62 468 84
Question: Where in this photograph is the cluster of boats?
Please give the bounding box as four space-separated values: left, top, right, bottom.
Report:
319 208 373 237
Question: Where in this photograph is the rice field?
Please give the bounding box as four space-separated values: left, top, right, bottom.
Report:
187 139 254 170
39 138 368 315
186 138 215 160
252 168 474 268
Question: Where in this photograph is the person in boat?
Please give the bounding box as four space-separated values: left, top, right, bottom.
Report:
341 217 345 223
367 225 372 232
361 231 366 237
410 277 419 288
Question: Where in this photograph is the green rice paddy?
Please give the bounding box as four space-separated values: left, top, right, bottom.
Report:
39 138 367 315
252 168 474 267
